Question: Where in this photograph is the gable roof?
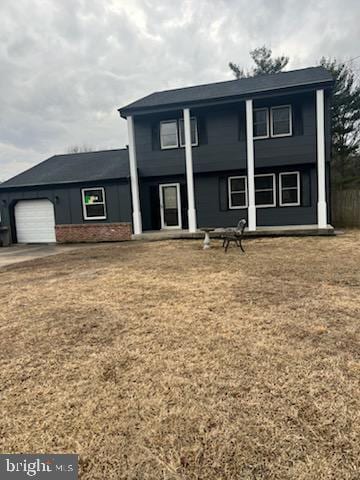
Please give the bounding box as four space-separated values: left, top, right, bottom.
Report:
0 149 129 189
119 66 334 116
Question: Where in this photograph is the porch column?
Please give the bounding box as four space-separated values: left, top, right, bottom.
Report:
183 108 197 232
316 89 328 228
127 115 142 234
245 99 256 231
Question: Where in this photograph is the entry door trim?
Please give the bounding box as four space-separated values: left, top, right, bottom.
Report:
159 183 182 230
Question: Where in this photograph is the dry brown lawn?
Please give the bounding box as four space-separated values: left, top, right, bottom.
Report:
0 232 360 479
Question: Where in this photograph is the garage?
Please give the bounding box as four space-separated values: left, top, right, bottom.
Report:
14 199 56 243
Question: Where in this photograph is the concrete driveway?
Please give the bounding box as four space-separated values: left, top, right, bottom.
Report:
0 244 86 268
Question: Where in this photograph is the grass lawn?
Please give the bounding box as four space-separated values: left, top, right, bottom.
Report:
0 232 359 479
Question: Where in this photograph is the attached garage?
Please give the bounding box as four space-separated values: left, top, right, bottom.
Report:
15 199 56 243
0 149 133 245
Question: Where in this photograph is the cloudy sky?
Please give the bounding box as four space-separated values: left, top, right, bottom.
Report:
1 0 359 181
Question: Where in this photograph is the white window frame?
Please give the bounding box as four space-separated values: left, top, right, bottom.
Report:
160 119 179 149
253 107 269 140
81 187 107 220
279 171 301 207
228 176 248 209
254 173 276 208
179 117 198 147
270 105 292 138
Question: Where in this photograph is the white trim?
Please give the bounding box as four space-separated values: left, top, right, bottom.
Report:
179 117 198 147
246 99 256 231
81 187 107 220
159 183 182 229
254 173 276 208
316 89 327 228
253 107 269 139
270 104 292 138
160 119 179 149
228 176 248 209
279 171 301 207
183 108 197 232
127 115 142 234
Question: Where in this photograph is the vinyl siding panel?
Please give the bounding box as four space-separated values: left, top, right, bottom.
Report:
0 180 132 242
195 174 249 228
194 166 317 229
133 91 319 177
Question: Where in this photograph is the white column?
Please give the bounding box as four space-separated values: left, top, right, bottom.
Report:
316 89 328 228
127 115 142 234
183 108 197 232
245 99 256 231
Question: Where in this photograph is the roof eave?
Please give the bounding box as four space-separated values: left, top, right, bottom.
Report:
0 175 130 191
118 78 334 118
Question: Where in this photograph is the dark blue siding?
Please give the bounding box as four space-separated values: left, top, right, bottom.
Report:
131 88 330 229
194 166 317 229
195 174 248 228
0 180 132 242
134 91 322 177
135 166 317 230
0 87 331 238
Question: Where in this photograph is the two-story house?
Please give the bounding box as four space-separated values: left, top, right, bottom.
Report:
119 66 334 236
0 66 334 245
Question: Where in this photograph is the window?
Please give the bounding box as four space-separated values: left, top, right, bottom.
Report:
253 105 292 140
253 108 269 139
160 118 198 149
255 174 276 207
271 105 292 137
179 117 198 147
279 172 300 206
228 176 247 209
160 120 178 149
82 187 106 220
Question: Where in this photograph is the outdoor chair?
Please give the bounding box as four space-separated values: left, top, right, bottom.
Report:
221 219 246 253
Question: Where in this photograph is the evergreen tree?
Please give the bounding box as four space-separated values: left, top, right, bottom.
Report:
229 48 360 184
229 46 289 79
320 57 360 180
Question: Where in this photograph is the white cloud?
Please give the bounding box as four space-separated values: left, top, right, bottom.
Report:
0 0 359 180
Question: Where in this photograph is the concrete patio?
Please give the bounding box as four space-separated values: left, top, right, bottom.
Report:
132 224 335 241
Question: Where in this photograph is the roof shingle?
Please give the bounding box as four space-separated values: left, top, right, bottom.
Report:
0 149 129 189
119 66 333 115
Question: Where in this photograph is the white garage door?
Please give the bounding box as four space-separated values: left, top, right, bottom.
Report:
15 199 56 243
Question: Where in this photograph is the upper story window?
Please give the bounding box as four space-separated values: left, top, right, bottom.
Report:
179 118 198 147
160 120 179 149
82 187 107 220
279 172 300 206
255 174 276 207
228 176 247 209
253 105 292 139
253 108 269 139
271 105 292 137
160 117 198 149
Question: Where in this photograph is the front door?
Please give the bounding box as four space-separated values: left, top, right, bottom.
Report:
159 183 182 229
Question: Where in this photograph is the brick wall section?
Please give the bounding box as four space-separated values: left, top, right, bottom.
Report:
55 223 132 243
